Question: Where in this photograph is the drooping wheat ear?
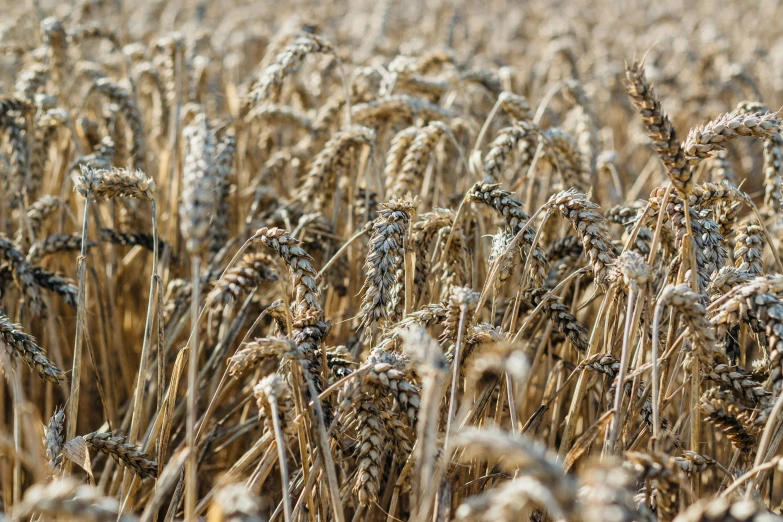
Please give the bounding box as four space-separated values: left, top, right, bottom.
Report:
704 363 771 406
547 189 617 287
358 198 415 331
228 336 301 378
27 233 96 263
32 267 78 308
180 113 218 254
452 428 578 520
244 103 313 129
207 252 277 309
342 352 415 506
699 396 757 453
67 22 121 49
0 311 62 382
26 195 61 237
133 62 169 141
544 127 589 192
685 180 746 210
75 166 155 201
15 479 132 521
30 108 68 199
244 33 334 110
673 451 716 475
498 91 534 121
563 80 599 179
0 95 32 208
736 101 783 214
467 182 548 287
251 227 321 316
625 61 690 194
351 94 455 126
389 121 449 198
658 284 722 365
482 121 538 184
734 220 765 276
99 228 168 256
301 125 375 210
384 126 418 183
90 78 146 168
409 208 457 299
208 131 237 254
350 400 386 506
709 276 783 390
525 288 589 352
375 303 448 352
82 431 158 479
683 109 781 167
0 237 43 315
254 374 296 439
43 407 65 470
648 196 722 290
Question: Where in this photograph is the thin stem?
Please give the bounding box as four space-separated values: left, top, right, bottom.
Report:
66 193 92 461
185 254 202 521
607 284 636 453
269 397 292 522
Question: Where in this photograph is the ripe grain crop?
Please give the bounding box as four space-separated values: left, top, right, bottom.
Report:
4 1 783 521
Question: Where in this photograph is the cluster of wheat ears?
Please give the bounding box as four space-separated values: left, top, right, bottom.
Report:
4 0 783 521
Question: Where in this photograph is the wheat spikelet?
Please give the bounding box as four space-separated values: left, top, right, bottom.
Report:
482 121 538 184
27 233 96 262
734 220 765 276
625 61 690 194
544 127 589 192
90 78 146 168
207 252 277 308
31 266 78 308
467 182 548 287
301 125 375 210
43 407 65 470
547 189 617 287
228 336 301 378
389 121 449 198
254 374 296 439
244 33 334 109
658 283 721 364
358 198 414 331
0 311 64 382
0 237 44 315
351 94 454 126
75 166 155 201
625 451 681 522
525 288 589 352
82 431 158 479
208 131 237 253
700 396 757 453
180 113 218 254
99 228 166 255
683 109 781 166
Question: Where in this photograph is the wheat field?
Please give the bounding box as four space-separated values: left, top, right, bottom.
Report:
2 0 783 520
